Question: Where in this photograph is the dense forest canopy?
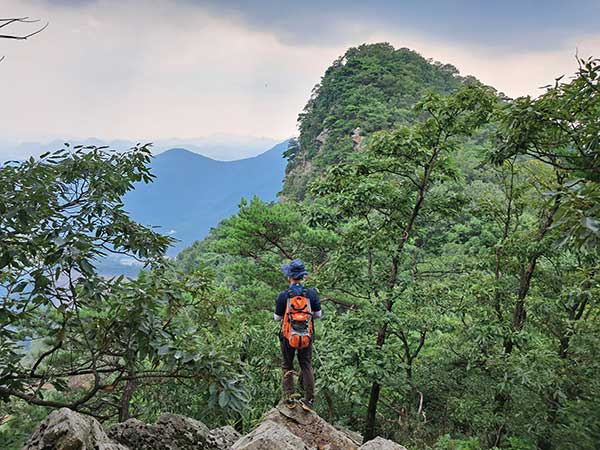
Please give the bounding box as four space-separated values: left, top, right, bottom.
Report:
2 43 599 450
282 43 480 200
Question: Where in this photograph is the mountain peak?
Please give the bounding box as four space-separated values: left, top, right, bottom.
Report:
157 147 216 161
281 43 469 200
121 140 289 260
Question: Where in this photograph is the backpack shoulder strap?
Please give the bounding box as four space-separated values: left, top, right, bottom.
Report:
282 293 292 333
303 287 312 313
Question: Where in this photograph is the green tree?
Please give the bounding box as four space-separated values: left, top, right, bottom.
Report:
309 84 497 440
0 145 244 422
492 57 600 248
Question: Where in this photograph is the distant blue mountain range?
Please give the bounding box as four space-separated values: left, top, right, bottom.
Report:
3 138 288 277
123 140 289 257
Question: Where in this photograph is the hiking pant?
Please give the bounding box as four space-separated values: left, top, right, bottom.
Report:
280 336 314 402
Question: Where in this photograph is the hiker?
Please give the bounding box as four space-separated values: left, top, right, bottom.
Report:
274 259 322 410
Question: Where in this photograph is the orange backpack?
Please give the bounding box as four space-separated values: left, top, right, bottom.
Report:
282 288 314 349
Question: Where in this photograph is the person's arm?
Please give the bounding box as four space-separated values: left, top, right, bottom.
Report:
274 292 286 321
309 289 322 319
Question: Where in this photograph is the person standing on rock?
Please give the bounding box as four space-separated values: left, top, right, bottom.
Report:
274 259 322 410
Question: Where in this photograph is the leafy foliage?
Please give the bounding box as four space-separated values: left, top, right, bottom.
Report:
282 43 474 199
493 57 600 247
173 47 599 450
0 146 245 430
2 44 600 450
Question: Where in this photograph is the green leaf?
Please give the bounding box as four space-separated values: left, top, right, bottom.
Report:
218 390 229 408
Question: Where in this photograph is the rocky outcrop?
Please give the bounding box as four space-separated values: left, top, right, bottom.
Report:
233 403 359 450
351 127 363 150
208 425 242 449
316 128 330 146
230 403 404 450
25 407 128 450
359 436 407 450
232 419 311 450
107 414 210 449
26 404 405 450
336 425 363 446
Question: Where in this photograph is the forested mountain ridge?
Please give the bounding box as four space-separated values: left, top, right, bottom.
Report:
124 141 289 255
281 43 480 200
3 43 599 450
172 44 599 449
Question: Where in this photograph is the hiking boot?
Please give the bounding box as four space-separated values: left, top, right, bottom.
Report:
299 399 313 411
284 393 300 409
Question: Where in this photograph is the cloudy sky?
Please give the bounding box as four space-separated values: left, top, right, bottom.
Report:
1 0 599 155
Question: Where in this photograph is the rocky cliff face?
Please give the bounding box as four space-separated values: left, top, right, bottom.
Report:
25 404 407 450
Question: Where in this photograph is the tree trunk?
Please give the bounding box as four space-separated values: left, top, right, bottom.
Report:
503 198 560 355
118 376 138 422
364 320 389 441
364 381 382 441
363 152 439 441
493 197 561 447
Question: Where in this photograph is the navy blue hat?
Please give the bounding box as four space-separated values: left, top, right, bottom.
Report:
281 259 308 279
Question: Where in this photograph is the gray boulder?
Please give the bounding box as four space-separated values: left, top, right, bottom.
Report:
107 413 210 450
335 425 363 445
316 128 330 146
232 402 359 450
359 436 408 450
25 402 408 450
25 407 128 450
231 419 311 450
208 425 242 450
351 127 364 150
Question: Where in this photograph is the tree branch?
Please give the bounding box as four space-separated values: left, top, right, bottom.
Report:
0 18 48 40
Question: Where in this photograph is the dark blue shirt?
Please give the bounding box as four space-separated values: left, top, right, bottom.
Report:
275 284 321 319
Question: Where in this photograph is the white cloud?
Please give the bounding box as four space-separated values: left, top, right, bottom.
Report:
1 0 598 151
1 0 338 142
369 30 600 99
